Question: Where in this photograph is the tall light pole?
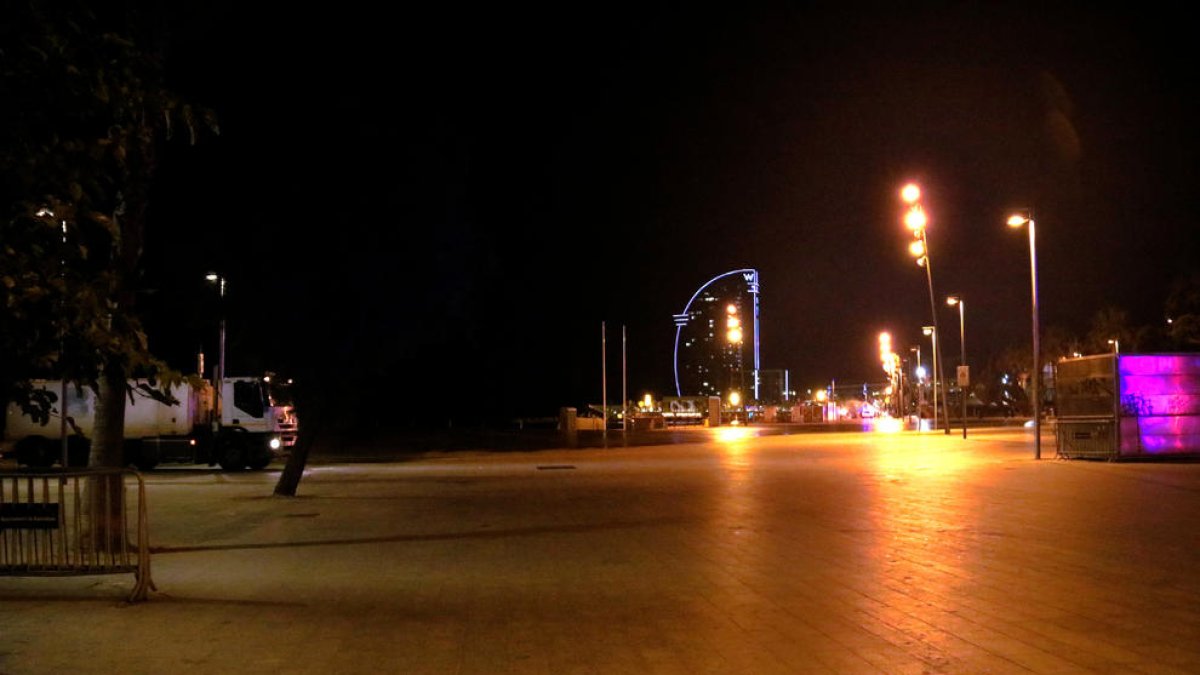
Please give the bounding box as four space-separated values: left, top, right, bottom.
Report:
910 345 923 425
1007 212 1041 459
38 208 70 466
601 320 607 444
1108 338 1120 354
947 295 967 438
206 273 227 427
923 325 940 433
726 303 744 421
622 324 627 435
902 183 949 434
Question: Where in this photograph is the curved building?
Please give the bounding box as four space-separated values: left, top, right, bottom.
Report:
673 269 761 400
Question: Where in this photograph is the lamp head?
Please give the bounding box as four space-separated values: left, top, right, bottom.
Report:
904 205 927 231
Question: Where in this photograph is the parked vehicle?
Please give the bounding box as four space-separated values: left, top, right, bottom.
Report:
2 375 298 471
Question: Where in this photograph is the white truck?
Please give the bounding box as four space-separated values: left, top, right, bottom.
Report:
2 375 298 471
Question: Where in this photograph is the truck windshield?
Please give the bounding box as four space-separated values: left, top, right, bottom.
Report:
266 380 294 407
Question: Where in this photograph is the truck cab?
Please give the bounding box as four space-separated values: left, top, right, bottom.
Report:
210 375 299 470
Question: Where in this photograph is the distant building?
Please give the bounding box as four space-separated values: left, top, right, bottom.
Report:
673 269 760 400
758 369 790 405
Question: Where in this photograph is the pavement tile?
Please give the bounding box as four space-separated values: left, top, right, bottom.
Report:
4 427 1200 673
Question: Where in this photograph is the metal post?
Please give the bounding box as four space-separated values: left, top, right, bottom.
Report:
957 299 967 439
52 213 69 468
910 345 922 428
601 321 607 445
921 231 948 434
930 327 940 433
1028 219 1041 460
206 273 227 429
218 276 226 420
60 378 68 467
622 324 627 435
60 218 68 465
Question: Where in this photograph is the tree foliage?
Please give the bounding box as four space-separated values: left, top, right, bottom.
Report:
1166 273 1200 349
1 2 216 458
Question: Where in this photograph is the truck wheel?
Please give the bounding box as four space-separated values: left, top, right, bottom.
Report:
218 438 246 471
125 440 160 471
67 436 91 467
247 447 272 470
14 436 53 468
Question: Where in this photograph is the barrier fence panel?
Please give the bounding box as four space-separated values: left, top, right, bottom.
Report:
0 468 152 602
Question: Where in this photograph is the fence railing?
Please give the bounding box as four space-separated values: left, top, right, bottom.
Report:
0 467 153 602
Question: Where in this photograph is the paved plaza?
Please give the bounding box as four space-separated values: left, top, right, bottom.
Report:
3 426 1200 673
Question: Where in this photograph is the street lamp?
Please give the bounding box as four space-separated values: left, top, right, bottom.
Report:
947 295 967 439
725 303 744 397
879 332 898 417
1007 211 1041 459
922 325 940 433
38 208 70 467
909 345 923 423
1108 338 1120 354
205 273 227 426
902 183 949 434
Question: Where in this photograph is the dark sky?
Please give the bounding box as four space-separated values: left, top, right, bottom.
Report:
136 3 1200 421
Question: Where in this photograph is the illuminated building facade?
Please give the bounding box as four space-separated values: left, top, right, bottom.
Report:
673 269 761 400
1056 353 1200 458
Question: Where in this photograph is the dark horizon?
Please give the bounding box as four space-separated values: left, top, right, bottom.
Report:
128 3 1198 423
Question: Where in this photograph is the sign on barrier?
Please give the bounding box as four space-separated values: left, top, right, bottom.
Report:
0 502 60 529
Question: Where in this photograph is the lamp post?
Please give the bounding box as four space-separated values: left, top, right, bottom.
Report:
947 295 967 438
1108 338 1120 354
38 208 70 467
909 345 923 425
622 325 627 435
1007 212 1041 459
205 273 227 427
726 303 744 421
902 183 949 434
922 325 940 433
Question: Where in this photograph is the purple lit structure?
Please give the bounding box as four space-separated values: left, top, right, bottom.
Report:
1056 354 1200 459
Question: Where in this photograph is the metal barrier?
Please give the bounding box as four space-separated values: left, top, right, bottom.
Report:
1055 418 1118 460
0 468 153 602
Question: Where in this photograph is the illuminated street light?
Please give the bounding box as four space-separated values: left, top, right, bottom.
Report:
904 205 928 231
1108 338 1120 354
37 207 70 467
1007 211 1041 459
206 272 227 424
947 295 968 439
909 345 924 422
901 183 948 434
725 304 742 343
922 325 940 433
725 303 744 402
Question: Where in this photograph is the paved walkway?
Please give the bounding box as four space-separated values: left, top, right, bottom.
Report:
3 427 1200 673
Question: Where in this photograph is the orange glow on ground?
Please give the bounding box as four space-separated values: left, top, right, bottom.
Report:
871 417 905 433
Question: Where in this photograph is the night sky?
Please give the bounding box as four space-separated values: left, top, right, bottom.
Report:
135 3 1200 423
